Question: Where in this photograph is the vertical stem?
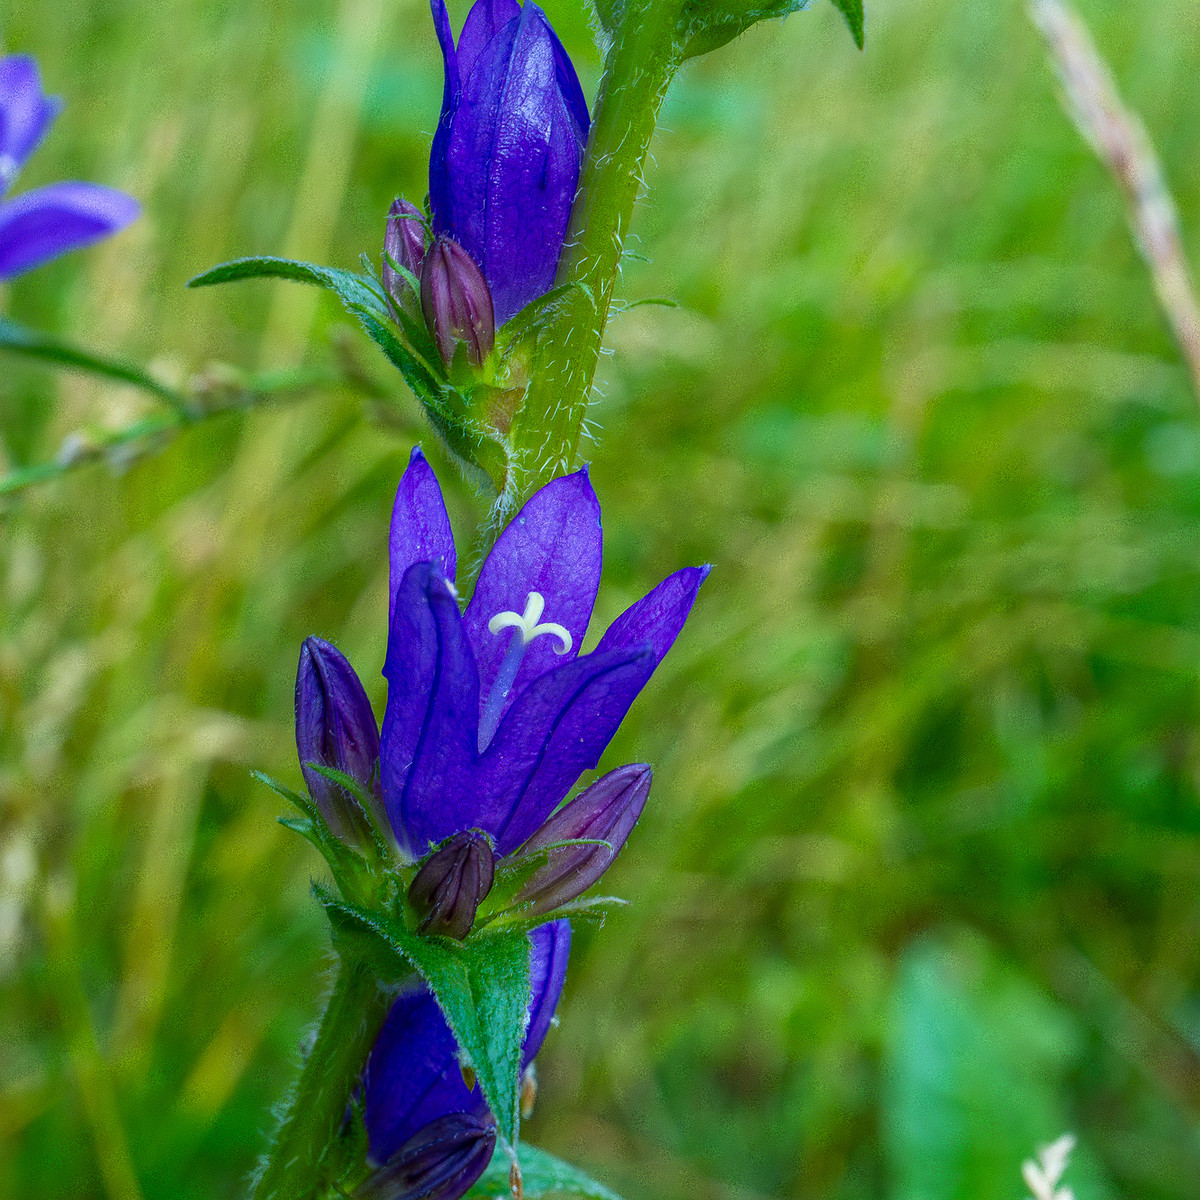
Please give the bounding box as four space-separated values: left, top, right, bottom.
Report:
252 953 397 1200
504 0 685 513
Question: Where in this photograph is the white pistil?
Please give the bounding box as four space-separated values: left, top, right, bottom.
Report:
486 591 572 654
477 592 572 752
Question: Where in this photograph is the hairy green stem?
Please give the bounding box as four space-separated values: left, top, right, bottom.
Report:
504 0 685 512
252 953 398 1200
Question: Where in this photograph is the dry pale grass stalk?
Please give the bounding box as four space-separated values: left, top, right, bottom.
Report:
1030 0 1200 401
1022 1132 1077 1200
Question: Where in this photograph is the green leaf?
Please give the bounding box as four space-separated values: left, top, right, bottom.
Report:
188 255 511 490
0 317 190 412
675 0 862 60
469 1144 626 1200
318 896 532 1152
679 0 813 60
829 0 864 48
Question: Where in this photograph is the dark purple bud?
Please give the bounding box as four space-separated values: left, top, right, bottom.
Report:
516 764 651 916
354 1113 496 1200
383 197 427 307
409 830 495 939
295 636 383 844
419 235 495 366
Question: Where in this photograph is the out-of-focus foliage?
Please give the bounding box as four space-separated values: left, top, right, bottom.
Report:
2 0 1200 1198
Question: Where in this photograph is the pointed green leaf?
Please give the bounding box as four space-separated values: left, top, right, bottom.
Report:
829 0 864 47
469 1144 626 1200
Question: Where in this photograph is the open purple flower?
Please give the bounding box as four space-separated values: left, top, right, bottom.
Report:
0 54 139 281
362 920 571 1183
427 0 589 325
382 446 707 863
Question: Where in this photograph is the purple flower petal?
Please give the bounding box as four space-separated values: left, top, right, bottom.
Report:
0 181 139 280
543 9 589 143
523 918 570 1067
456 0 521 82
429 0 462 233
390 447 458 623
594 564 711 665
464 470 601 726
382 563 480 857
364 985 476 1166
474 643 656 856
363 922 570 1164
0 55 62 189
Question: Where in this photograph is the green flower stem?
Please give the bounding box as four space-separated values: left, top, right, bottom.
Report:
505 0 685 511
252 951 400 1200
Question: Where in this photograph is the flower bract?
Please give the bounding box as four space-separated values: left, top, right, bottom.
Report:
363 920 571 1170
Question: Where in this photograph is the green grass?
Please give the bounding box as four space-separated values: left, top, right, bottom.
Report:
3 0 1200 1196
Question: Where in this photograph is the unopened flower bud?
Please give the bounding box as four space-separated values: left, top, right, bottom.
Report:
295 636 383 844
383 197 427 307
420 236 495 366
354 1113 496 1200
516 764 651 916
409 830 495 939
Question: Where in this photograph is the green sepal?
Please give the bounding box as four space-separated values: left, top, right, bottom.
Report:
468 1143 626 1200
253 770 367 889
316 892 533 1155
304 763 397 869
481 895 629 939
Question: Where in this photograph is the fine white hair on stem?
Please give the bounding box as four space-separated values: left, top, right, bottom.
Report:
1029 0 1200 402
1022 1132 1077 1200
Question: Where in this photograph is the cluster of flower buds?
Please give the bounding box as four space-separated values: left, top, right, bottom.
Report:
383 202 496 369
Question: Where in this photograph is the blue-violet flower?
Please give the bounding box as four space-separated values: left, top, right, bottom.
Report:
0 54 139 280
428 0 589 325
381 446 707 862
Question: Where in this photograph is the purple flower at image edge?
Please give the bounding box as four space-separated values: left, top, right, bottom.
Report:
0 54 139 280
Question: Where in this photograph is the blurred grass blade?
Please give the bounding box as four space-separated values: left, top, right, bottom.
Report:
1030 0 1200 401
0 317 190 412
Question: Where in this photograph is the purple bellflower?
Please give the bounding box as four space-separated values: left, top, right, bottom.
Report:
0 54 139 281
381 446 707 864
361 920 571 1193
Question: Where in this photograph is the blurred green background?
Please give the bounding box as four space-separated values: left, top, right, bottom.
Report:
3 0 1200 1196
